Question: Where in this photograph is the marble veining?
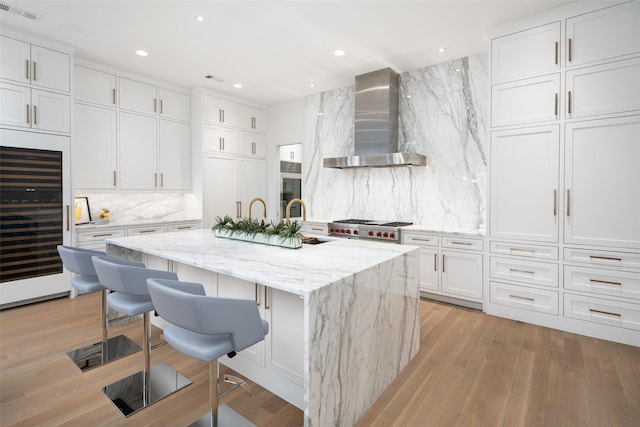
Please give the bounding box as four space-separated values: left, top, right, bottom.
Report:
78 192 190 224
303 52 488 230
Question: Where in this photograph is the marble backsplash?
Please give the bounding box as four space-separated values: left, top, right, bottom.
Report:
303 52 488 230
77 192 192 224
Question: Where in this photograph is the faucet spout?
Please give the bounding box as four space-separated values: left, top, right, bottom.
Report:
248 197 267 221
285 198 307 225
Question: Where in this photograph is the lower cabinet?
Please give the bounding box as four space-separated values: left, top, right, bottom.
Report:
403 231 483 306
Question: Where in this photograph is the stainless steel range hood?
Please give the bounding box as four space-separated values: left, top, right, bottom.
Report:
323 68 426 169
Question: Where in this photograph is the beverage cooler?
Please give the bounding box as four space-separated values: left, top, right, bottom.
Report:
0 129 71 308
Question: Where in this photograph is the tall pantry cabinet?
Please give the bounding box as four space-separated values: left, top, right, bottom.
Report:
487 0 640 346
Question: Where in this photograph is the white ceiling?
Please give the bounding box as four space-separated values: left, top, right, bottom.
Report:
1 0 571 106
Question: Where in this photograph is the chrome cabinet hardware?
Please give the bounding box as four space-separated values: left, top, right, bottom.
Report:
568 90 572 114
154 173 158 187
33 105 37 125
25 59 29 79
310 227 323 232
442 255 446 273
590 255 622 261
554 41 558 65
553 189 557 215
264 287 269 310
112 88 116 105
138 229 157 234
568 38 572 62
509 294 535 302
160 173 164 187
32 61 37 81
510 268 535 275
566 189 571 216
451 241 472 246
411 237 433 242
255 283 260 306
589 308 620 317
554 93 558 117
160 99 163 114
93 233 114 238
66 205 70 231
113 171 117 187
153 98 157 113
26 104 30 124
434 253 437 271
589 278 622 286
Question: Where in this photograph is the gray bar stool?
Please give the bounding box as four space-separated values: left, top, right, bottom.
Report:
147 278 269 427
92 256 192 417
57 246 142 371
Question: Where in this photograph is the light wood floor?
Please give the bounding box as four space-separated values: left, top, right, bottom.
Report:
1 293 639 426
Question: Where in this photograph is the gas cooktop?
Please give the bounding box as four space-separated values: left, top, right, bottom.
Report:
328 219 413 243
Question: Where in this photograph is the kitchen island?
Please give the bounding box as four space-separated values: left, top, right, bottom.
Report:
106 229 420 426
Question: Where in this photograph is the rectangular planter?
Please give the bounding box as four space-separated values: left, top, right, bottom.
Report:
214 229 302 249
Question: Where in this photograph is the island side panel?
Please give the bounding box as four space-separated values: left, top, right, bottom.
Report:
305 248 420 426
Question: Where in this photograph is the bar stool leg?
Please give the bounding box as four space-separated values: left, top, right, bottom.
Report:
143 311 151 406
101 289 108 364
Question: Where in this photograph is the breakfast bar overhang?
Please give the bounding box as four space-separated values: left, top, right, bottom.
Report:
105 229 420 426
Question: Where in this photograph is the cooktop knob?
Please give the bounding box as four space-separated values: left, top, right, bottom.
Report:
383 232 389 237
353 230 358 235
390 232 395 238
346 229 351 234
376 231 382 237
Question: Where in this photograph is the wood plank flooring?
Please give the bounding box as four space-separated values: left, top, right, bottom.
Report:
1 293 639 426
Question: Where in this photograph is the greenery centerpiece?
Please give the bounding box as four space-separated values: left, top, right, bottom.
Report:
212 215 303 249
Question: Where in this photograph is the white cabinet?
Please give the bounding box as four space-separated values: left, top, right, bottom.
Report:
565 57 640 119
203 154 266 227
119 112 157 190
1 35 70 92
204 125 238 154
157 87 190 122
491 74 560 127
565 1 640 68
74 65 116 107
73 103 117 189
238 104 266 132
491 22 560 84
490 125 559 242
403 232 483 304
158 120 191 190
203 95 236 126
280 144 302 163
118 77 156 114
564 115 640 249
0 82 70 132
238 131 265 157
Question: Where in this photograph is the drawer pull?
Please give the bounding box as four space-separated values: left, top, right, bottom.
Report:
310 227 323 232
554 93 558 117
411 238 433 243
93 233 114 238
589 279 622 286
434 253 437 272
568 38 572 62
509 294 535 302
510 247 535 254
175 226 191 230
510 268 535 275
589 255 622 262
589 308 621 317
255 283 260 306
138 229 157 234
554 41 558 65
451 241 472 246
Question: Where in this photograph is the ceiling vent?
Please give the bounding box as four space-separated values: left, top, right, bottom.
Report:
0 2 41 21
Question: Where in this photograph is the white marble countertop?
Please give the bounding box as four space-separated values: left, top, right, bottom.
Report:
76 217 201 231
106 229 418 296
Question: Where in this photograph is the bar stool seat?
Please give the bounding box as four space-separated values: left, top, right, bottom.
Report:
92 256 192 417
57 245 141 371
147 278 269 427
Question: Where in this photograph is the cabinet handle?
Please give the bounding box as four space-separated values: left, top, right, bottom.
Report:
589 255 622 262
255 283 260 306
112 88 116 105
264 287 269 310
411 237 433 243
26 104 30 124
93 233 114 238
510 268 535 275
434 253 437 272
160 99 163 114
138 229 157 234
568 91 572 114
33 105 37 125
290 151 294 160
153 98 157 113
66 205 70 231
222 137 225 150
568 38 572 62
113 171 117 187
222 109 225 123
589 308 620 317
554 93 558 117
310 227 323 232
160 173 164 188
554 41 558 65
219 109 222 123
442 255 446 273
154 173 158 187
33 61 37 81
589 279 622 286
25 59 30 79
451 241 472 246
566 189 571 216
509 294 535 302
553 189 557 216
510 247 535 253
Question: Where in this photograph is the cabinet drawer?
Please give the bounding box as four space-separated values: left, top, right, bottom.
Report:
490 257 558 288
490 241 558 260
127 225 167 236
564 293 640 331
490 281 559 315
403 232 438 247
441 236 482 251
77 228 125 243
167 222 200 232
491 74 560 127
564 265 640 300
563 248 640 270
303 222 328 235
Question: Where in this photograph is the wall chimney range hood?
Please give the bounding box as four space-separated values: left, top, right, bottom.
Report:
323 68 426 169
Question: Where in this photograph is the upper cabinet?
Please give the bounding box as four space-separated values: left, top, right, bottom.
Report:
491 22 560 84
203 95 237 126
157 87 190 122
118 77 190 121
238 103 266 133
565 1 640 68
74 65 116 107
0 35 70 92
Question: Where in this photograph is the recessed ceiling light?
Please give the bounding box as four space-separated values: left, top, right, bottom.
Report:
136 50 149 57
317 112 323 116
406 95 412 99
233 83 243 88
334 49 345 57
438 47 445 53
196 16 205 22
310 83 315 88
455 68 460 72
